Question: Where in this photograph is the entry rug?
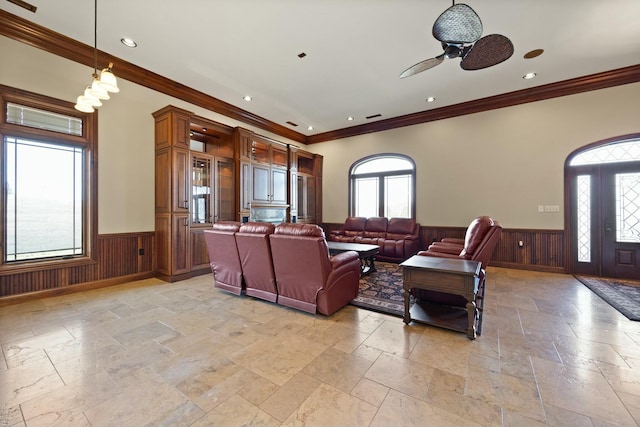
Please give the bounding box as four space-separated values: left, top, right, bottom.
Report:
575 275 640 321
351 262 407 317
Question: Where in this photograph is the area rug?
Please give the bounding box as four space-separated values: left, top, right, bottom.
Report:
351 262 406 316
574 275 640 321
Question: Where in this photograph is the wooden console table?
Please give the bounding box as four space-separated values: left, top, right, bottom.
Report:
400 255 482 339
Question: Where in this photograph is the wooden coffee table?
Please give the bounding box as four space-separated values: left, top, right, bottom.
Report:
400 255 482 339
327 241 379 276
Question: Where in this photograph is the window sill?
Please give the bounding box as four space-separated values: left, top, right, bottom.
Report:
0 256 97 276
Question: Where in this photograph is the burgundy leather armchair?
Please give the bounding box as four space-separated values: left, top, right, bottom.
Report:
414 216 502 331
421 216 502 271
269 223 361 315
204 221 243 295
235 222 278 303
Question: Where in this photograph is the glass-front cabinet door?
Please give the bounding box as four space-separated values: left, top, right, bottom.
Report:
214 157 235 221
191 154 212 224
191 154 235 225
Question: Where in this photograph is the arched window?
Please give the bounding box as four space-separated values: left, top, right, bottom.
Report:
349 154 416 218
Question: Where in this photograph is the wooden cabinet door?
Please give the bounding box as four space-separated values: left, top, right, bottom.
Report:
215 157 235 221
172 148 190 213
271 167 287 204
252 164 271 203
190 228 210 271
172 214 190 275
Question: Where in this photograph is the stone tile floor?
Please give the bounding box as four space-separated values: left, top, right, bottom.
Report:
1 267 639 426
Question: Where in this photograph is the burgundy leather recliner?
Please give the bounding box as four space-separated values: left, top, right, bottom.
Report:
203 221 243 295
269 223 361 315
413 216 502 328
235 222 278 303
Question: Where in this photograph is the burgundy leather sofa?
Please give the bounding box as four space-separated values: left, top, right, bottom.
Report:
269 223 361 315
203 221 243 295
329 217 421 262
235 222 278 303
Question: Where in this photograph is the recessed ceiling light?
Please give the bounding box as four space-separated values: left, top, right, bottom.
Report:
243 95 252 101
120 38 137 48
426 97 436 103
307 125 314 131
523 72 537 80
347 116 354 121
202 128 207 132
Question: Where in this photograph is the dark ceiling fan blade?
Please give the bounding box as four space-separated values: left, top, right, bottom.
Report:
460 34 514 70
400 55 445 78
432 3 482 44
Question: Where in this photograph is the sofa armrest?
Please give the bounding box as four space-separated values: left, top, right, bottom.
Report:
417 250 463 259
426 241 462 255
330 250 359 268
441 237 464 245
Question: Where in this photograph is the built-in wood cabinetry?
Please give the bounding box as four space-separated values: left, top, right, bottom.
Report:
154 108 323 281
153 106 235 281
290 148 322 224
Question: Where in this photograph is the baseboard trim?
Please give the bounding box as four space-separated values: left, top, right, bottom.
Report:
0 271 156 307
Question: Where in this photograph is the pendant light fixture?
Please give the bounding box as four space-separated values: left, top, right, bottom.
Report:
74 0 119 112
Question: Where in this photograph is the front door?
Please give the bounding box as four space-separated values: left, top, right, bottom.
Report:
601 164 640 279
570 156 640 280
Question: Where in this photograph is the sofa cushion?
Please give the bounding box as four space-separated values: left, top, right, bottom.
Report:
460 216 493 258
343 217 367 237
387 218 416 235
275 222 324 238
239 222 275 234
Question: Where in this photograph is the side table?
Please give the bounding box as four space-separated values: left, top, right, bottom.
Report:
400 255 482 339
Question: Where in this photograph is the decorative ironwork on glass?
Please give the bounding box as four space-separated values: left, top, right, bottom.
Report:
570 138 640 166
615 172 640 243
576 175 591 262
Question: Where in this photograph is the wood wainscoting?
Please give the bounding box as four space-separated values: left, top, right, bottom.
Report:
0 232 156 304
322 223 566 273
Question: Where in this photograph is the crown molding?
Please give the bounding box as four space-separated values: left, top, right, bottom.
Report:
306 63 640 144
0 9 307 144
2 9 639 146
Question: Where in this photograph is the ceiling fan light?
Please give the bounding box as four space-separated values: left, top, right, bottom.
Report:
98 64 120 93
82 88 103 107
74 96 95 113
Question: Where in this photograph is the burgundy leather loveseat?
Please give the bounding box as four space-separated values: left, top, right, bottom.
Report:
328 217 421 262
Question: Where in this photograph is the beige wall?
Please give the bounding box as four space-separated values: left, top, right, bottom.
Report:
2 37 639 233
0 37 299 234
313 82 640 229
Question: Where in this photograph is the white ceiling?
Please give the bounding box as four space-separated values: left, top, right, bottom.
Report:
3 0 640 136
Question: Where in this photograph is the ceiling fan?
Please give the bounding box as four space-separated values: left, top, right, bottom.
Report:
400 1 514 78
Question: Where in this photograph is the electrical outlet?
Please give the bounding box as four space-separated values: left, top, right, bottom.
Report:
139 248 144 256
518 240 524 247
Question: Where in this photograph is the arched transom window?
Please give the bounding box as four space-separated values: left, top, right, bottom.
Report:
349 154 415 219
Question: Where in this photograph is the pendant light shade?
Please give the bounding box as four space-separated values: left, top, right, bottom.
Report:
82 87 103 107
74 96 95 113
98 63 120 93
89 78 110 100
74 0 119 112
